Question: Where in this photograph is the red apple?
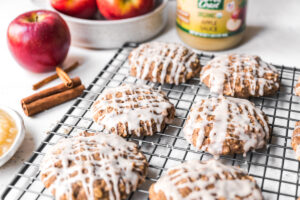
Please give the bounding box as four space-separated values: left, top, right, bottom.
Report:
51 0 97 19
97 0 155 20
7 10 70 73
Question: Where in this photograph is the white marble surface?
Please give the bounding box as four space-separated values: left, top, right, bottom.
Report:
0 0 300 195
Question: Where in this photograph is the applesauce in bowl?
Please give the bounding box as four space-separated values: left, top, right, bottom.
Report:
0 109 18 157
0 106 25 167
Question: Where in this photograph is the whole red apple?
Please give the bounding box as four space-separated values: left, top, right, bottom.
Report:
97 0 155 20
51 0 97 19
7 10 70 73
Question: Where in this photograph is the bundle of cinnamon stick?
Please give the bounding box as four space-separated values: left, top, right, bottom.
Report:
21 63 85 116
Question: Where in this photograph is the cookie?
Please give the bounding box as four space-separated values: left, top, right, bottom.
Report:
149 159 263 200
128 42 201 85
91 84 175 137
295 77 300 96
40 131 148 200
200 54 280 98
291 121 300 160
183 96 270 157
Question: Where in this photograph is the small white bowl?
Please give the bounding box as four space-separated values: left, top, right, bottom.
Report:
31 0 169 49
0 106 25 167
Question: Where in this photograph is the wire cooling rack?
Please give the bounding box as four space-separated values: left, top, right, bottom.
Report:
2 42 300 200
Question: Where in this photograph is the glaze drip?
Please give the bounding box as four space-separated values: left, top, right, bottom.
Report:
183 96 269 157
153 159 263 200
200 54 279 97
91 84 174 137
129 42 200 85
40 132 148 200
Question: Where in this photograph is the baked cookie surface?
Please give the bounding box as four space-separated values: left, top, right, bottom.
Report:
128 42 201 85
183 96 270 157
291 121 300 160
200 54 280 98
149 159 263 200
40 131 148 200
91 84 175 137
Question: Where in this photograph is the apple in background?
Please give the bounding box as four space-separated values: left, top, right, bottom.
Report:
7 10 70 73
51 0 97 19
97 0 155 20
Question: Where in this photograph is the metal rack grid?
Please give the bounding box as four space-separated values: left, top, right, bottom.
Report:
2 42 300 200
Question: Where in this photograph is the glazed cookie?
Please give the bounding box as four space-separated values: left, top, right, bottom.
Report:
91 84 175 137
128 42 201 85
183 96 270 157
295 77 300 96
200 54 280 98
149 159 263 200
40 131 148 200
291 121 300 160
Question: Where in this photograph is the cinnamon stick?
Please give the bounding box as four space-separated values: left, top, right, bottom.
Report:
56 67 73 88
22 77 85 116
32 61 79 90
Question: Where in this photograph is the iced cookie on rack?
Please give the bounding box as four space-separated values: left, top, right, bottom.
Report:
40 131 148 200
91 84 175 137
128 42 201 85
294 77 300 96
200 54 280 98
149 159 263 200
291 121 300 160
183 96 270 157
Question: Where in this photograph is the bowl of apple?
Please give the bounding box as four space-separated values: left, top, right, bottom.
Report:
31 0 168 49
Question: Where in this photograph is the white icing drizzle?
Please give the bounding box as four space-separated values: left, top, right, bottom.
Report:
40 132 147 200
183 96 269 157
153 159 263 200
91 84 174 136
129 42 199 85
200 54 279 97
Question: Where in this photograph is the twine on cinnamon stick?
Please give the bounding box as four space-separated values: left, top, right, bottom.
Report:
21 77 85 116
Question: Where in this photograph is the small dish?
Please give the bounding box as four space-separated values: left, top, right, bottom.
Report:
0 106 25 167
31 0 169 49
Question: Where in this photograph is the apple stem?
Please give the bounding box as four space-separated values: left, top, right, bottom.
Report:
35 15 38 22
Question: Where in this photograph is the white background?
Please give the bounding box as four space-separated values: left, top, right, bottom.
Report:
0 0 300 194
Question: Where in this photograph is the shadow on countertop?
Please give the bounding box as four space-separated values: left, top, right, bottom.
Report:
240 25 265 45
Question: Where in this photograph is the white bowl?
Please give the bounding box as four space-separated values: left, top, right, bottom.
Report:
0 106 25 167
31 0 169 49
